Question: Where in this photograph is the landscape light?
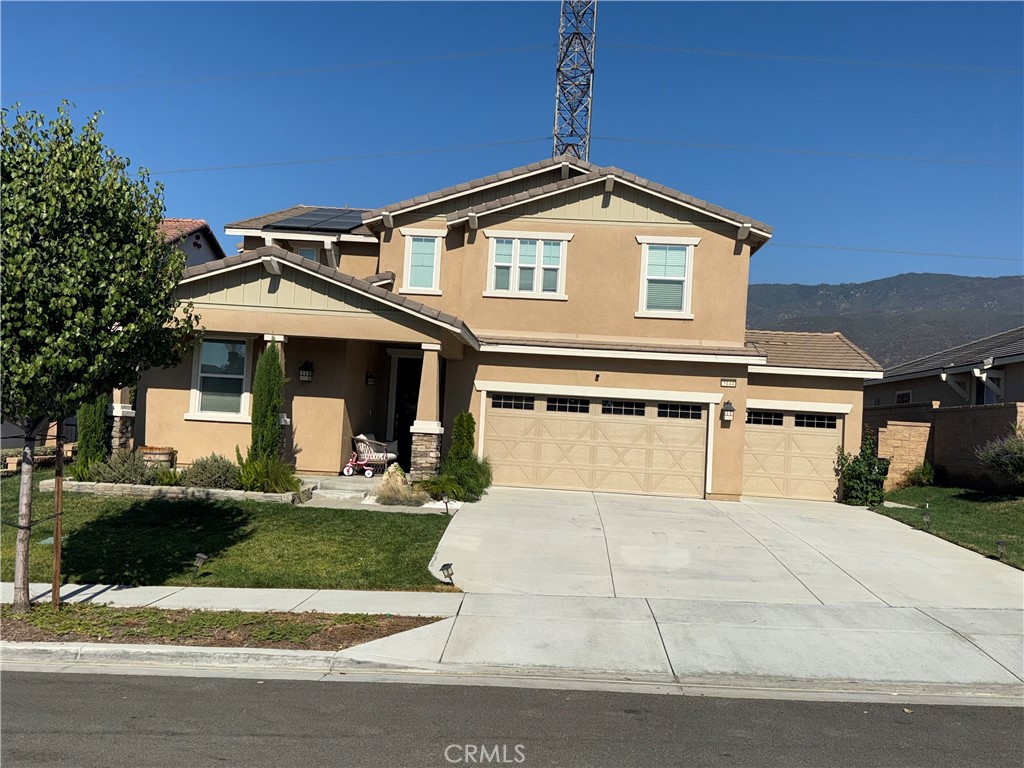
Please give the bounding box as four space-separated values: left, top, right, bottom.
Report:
997 540 1007 558
440 562 455 584
193 552 208 577
441 493 450 515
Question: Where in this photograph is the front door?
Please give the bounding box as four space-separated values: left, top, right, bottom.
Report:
392 356 423 470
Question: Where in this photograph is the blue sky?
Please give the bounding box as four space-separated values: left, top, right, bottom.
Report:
2 1 1021 285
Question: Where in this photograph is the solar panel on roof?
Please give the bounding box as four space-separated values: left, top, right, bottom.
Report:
264 207 369 234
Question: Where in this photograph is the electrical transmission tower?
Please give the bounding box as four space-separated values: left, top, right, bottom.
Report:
552 0 597 161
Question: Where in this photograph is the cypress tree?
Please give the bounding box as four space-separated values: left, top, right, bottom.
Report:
443 411 476 468
250 342 285 461
75 391 110 465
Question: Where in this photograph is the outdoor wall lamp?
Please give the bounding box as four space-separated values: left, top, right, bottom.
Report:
721 401 736 422
298 361 315 383
193 552 208 577
365 371 377 386
440 562 455 585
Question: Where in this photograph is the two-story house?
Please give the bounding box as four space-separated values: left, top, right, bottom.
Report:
133 157 881 501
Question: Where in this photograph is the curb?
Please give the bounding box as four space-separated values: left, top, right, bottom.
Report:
4 642 1023 707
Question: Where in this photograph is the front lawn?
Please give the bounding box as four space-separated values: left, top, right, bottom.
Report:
878 486 1024 570
1 470 452 590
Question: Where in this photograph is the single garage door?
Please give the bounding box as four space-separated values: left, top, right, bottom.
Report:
484 393 707 497
743 410 843 501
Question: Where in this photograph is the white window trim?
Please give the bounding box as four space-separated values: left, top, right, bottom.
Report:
895 389 912 404
399 228 445 295
635 235 700 319
484 234 568 299
186 335 254 422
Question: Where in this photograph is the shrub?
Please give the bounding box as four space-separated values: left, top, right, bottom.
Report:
235 446 300 493
2 445 57 459
250 342 285 462
76 391 110 466
835 435 890 507
433 412 492 503
416 474 466 501
374 464 429 506
180 453 241 490
68 460 96 482
904 461 935 487
975 425 1024 485
154 467 181 487
91 450 159 485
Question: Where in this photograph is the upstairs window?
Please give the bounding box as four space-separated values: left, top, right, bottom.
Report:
484 230 571 299
297 247 318 262
895 391 911 404
635 236 700 318
400 229 444 294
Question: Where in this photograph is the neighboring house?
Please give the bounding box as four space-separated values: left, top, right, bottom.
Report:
159 218 228 268
865 327 1024 407
863 326 1024 490
134 157 882 501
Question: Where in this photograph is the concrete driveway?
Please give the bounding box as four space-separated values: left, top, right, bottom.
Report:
433 488 1023 609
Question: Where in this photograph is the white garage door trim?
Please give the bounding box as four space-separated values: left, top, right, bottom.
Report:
746 398 853 415
477 385 713 497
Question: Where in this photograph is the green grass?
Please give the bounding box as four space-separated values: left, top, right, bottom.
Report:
878 486 1024 570
1 469 452 590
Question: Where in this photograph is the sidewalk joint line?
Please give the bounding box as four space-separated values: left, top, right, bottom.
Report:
592 493 617 598
914 607 1024 684
289 590 320 613
646 598 678 683
143 586 186 608
437 595 464 664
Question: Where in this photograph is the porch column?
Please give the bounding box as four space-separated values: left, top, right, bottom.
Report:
110 387 135 451
410 344 443 479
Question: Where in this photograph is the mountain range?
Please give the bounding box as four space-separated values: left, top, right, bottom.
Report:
747 273 1023 369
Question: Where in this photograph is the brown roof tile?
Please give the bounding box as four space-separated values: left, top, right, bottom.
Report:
745 330 881 371
159 218 208 241
362 155 598 221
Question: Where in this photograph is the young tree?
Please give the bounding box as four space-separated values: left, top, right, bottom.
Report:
249 342 285 461
1 103 198 611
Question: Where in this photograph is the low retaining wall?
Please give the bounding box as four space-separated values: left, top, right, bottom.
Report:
868 402 1023 490
39 479 315 505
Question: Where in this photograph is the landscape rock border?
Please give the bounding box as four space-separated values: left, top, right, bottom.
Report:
39 478 316 505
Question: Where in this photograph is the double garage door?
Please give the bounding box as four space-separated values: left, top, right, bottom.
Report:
483 393 707 497
743 410 843 501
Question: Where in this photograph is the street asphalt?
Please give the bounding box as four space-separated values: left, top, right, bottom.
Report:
3 671 1022 768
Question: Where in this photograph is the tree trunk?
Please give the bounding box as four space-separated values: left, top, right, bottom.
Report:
12 434 37 613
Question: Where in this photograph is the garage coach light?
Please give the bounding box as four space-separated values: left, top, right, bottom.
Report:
722 401 736 422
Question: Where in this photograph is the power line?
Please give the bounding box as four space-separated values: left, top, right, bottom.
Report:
605 44 1022 75
5 45 555 98
770 242 1021 263
594 136 1023 168
153 137 551 174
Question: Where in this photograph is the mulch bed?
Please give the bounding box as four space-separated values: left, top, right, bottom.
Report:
0 606 437 651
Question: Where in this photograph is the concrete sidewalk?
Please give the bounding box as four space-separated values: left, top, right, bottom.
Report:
3 582 1022 703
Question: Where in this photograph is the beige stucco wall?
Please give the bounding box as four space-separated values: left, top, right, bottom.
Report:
379 183 752 347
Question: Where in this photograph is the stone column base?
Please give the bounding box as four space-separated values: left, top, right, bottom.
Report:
410 429 443 481
111 413 135 452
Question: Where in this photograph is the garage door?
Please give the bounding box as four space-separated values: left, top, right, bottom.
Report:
484 394 707 497
743 410 843 501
